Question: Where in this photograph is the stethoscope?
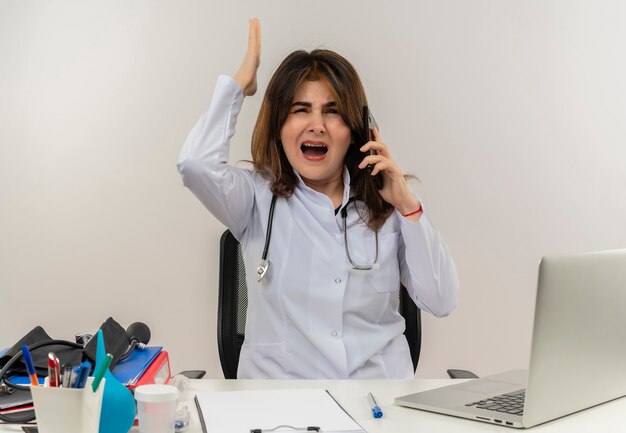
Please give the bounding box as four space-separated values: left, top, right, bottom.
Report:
256 195 379 282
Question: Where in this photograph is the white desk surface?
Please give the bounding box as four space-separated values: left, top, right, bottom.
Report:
2 379 625 432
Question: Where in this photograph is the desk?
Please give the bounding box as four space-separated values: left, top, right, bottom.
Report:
1 379 625 432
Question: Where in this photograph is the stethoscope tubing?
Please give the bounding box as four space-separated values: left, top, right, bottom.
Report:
261 194 277 262
258 195 379 281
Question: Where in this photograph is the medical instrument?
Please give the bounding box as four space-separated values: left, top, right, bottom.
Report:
0 319 151 423
340 197 379 270
256 195 277 282
256 195 379 282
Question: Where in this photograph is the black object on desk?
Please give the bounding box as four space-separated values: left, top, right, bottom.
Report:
0 387 32 410
251 426 320 433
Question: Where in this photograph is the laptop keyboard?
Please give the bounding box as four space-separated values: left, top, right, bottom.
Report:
466 389 526 416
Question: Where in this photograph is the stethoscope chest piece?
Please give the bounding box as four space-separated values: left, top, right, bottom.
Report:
257 259 270 282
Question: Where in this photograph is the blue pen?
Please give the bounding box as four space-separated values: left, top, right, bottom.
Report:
368 392 383 418
72 361 92 388
21 345 39 387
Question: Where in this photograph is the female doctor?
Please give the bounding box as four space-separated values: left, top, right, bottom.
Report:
177 19 458 379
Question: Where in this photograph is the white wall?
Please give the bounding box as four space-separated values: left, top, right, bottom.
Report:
1 0 625 378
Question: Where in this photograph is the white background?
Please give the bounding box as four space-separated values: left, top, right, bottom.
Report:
1 0 625 378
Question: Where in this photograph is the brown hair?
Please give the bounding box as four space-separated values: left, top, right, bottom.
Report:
251 49 393 230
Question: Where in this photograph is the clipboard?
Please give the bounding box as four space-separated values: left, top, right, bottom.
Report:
194 388 365 433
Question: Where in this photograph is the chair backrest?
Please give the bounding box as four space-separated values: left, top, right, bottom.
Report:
217 229 421 379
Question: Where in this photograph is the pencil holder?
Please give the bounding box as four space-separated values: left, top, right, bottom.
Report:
30 377 105 433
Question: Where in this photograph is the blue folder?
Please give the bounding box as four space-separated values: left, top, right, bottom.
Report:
111 346 162 385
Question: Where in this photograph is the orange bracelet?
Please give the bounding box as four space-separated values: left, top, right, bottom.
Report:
402 203 423 217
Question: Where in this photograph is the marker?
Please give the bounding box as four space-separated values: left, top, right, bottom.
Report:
91 353 112 392
368 392 383 419
21 345 39 387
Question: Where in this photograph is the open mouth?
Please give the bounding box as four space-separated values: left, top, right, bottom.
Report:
301 142 328 158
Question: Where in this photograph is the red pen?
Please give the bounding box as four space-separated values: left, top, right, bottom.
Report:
47 353 61 387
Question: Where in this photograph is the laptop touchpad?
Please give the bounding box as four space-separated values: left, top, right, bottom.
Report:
457 380 519 395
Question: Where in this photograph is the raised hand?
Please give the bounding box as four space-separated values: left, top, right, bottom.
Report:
234 18 261 96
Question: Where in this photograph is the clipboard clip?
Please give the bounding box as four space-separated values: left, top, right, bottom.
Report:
250 425 320 433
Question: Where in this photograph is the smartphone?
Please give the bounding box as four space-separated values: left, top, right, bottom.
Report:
363 106 383 189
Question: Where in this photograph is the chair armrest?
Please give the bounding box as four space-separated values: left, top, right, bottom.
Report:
447 369 479 379
176 370 206 379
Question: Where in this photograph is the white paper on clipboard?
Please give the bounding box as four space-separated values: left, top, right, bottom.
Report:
194 388 365 433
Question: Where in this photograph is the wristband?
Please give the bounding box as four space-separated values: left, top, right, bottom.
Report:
402 203 422 218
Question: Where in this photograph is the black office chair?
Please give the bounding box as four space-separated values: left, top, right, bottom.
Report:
217 229 476 379
217 229 249 379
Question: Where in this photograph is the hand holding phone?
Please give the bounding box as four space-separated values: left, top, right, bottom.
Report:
363 106 384 189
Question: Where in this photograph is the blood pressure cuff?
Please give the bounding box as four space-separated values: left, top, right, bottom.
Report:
1 317 130 376
83 317 131 368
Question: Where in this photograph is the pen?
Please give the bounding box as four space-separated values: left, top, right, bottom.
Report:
368 392 383 419
73 361 92 388
62 364 73 388
91 353 112 392
21 345 39 387
47 352 61 387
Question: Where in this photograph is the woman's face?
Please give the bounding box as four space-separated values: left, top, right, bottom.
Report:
280 79 352 189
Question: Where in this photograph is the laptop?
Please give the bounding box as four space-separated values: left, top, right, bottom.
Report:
396 248 626 428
